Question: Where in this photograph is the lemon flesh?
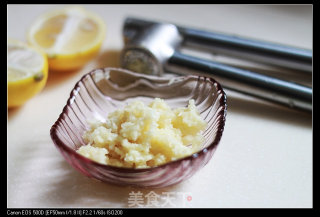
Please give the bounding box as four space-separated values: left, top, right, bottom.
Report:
7 39 48 108
28 7 106 71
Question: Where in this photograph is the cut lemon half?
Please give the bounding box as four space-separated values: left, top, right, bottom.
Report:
8 39 48 108
27 6 106 71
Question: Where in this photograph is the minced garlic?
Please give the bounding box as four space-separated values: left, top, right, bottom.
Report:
77 98 207 168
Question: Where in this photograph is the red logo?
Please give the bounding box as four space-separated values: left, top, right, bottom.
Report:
187 195 192 201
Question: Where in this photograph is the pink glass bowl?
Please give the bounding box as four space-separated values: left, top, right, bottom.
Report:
50 67 227 188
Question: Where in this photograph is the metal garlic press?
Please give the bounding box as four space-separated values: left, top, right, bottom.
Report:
120 17 312 112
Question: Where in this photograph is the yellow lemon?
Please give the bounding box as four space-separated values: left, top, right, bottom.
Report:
8 39 48 108
27 6 106 71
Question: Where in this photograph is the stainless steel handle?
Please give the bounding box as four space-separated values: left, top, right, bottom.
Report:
166 52 312 112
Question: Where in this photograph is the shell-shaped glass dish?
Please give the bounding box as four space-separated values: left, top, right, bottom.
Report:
50 67 227 188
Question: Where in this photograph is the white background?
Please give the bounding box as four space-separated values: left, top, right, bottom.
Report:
7 4 312 208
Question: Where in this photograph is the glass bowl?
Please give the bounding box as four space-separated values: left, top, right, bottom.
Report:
50 67 227 188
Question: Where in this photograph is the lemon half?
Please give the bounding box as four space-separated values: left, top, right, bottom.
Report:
27 6 106 71
8 39 48 108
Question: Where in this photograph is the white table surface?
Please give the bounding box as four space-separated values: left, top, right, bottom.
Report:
7 4 312 208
